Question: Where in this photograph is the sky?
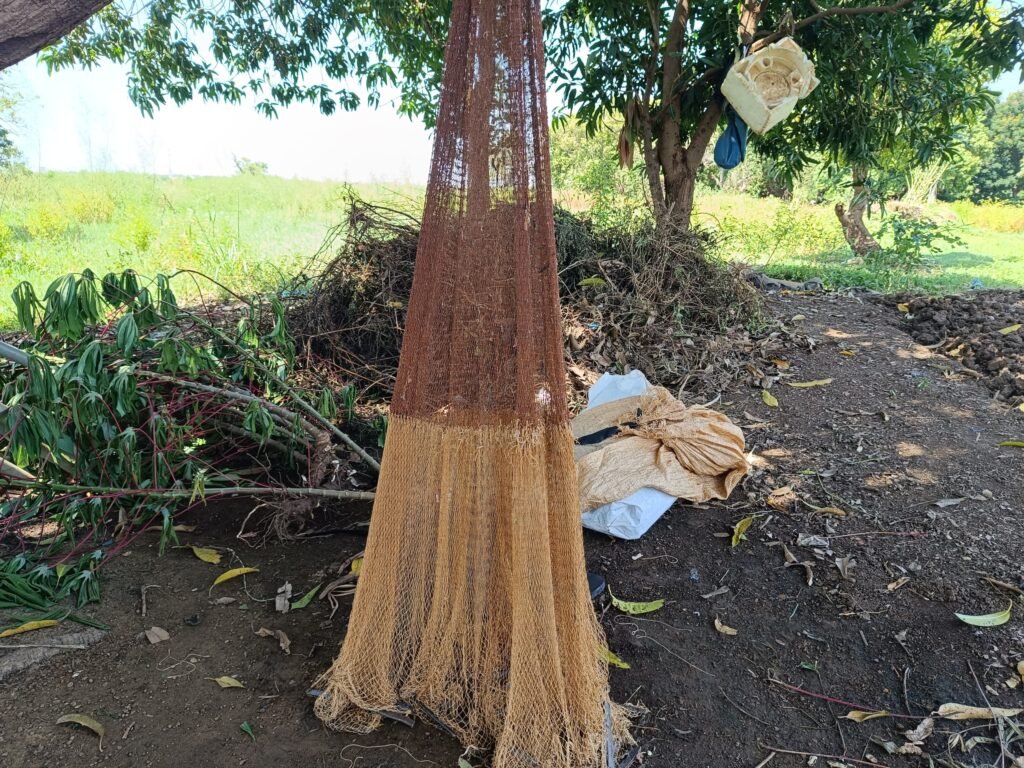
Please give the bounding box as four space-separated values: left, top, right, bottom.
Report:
5 55 1022 183
6 59 436 183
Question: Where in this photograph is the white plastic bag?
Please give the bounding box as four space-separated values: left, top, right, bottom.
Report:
578 372 676 540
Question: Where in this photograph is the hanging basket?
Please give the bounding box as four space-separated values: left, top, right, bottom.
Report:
720 37 819 134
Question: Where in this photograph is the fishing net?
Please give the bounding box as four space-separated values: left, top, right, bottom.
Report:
314 0 619 766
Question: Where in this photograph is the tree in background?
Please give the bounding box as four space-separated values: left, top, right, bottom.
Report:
0 76 20 169
754 10 1009 255
970 90 1024 201
37 0 1023 234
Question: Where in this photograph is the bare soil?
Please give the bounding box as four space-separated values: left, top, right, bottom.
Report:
2 291 1023 768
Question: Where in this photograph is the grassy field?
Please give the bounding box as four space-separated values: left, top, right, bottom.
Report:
0 170 1021 327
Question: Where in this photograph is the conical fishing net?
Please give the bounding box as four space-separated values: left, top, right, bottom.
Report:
314 0 618 765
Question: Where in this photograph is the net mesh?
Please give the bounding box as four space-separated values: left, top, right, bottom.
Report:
314 0 617 765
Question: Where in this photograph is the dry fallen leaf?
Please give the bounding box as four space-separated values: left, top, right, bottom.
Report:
191 546 222 564
772 358 791 370
210 597 236 606
144 626 170 644
0 619 59 639
173 524 196 533
1017 661 1024 680
887 577 911 592
767 487 798 512
787 378 833 388
57 714 105 750
714 617 738 636
206 675 245 688
834 556 856 581
897 744 923 756
904 717 934 743
255 627 292 654
934 497 966 508
897 303 910 313
845 709 890 723
998 323 1021 335
839 350 856 357
937 703 1023 720
209 567 259 592
701 585 730 600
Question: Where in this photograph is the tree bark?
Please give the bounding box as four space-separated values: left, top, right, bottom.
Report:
0 0 111 72
835 168 881 257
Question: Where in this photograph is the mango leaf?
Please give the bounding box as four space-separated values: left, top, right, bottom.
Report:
191 546 222 564
0 619 59 638
955 603 1011 627
839 350 856 357
206 675 244 688
731 516 755 547
600 646 630 669
714 617 738 636
57 714 105 749
937 703 1023 720
997 324 1021 335
787 378 833 388
209 567 259 592
291 584 321 610
609 589 664 615
845 709 890 723
998 441 1024 448
761 390 779 408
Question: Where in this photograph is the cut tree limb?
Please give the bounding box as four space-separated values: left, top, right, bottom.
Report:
0 0 112 72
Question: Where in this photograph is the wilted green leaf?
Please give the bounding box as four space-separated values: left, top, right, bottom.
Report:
955 603 1011 627
609 589 664 615
600 646 630 669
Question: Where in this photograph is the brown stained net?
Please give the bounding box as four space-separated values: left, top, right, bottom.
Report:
392 0 566 427
315 0 620 766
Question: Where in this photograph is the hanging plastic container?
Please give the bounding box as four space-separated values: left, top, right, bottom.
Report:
720 37 819 135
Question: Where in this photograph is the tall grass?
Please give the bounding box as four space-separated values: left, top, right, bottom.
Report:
0 171 423 325
0 170 1021 330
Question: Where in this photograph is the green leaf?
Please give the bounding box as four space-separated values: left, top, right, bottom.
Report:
600 646 630 669
240 721 255 742
731 516 755 547
998 441 1024 448
290 584 321 610
609 589 664 615
955 603 1012 627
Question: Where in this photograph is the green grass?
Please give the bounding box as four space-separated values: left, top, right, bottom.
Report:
696 192 1024 294
0 170 423 326
0 171 1021 330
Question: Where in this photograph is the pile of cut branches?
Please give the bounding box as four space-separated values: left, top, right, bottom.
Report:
287 193 800 407
0 268 380 611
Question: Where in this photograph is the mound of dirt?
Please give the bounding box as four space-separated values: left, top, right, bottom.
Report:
901 290 1024 403
288 195 803 404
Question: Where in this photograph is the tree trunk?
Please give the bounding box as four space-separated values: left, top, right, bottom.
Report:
0 0 111 72
835 169 881 257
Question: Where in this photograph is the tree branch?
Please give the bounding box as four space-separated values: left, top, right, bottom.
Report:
753 0 916 51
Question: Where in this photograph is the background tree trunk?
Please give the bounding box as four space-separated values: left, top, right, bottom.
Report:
835 168 881 257
0 0 111 72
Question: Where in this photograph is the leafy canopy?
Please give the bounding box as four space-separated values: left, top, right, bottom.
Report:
44 1 1023 134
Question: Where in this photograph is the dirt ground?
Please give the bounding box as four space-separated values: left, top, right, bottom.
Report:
2 291 1023 768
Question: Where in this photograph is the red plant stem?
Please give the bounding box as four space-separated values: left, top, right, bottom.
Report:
767 676 920 720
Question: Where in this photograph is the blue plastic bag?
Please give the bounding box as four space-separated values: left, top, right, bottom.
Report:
714 106 748 170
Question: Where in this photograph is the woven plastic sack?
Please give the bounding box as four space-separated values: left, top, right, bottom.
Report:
315 2 621 766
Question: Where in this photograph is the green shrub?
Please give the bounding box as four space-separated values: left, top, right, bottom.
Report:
66 189 117 224
24 202 72 241
868 214 965 274
114 212 158 253
950 200 1024 233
